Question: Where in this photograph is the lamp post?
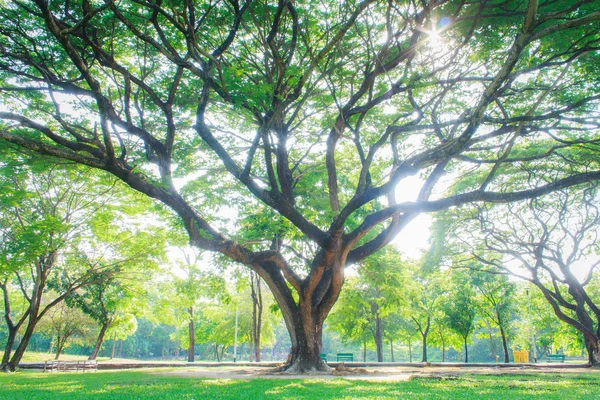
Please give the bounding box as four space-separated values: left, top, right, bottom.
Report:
233 308 238 362
526 288 538 362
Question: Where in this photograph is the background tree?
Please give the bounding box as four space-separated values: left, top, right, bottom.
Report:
1 0 600 372
442 270 478 363
402 264 447 362
329 249 403 362
0 159 125 371
470 271 515 363
36 301 95 360
467 188 600 365
153 250 224 363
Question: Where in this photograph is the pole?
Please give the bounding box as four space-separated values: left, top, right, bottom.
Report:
526 288 537 362
233 308 238 362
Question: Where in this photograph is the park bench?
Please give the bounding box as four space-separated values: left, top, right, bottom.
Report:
336 353 354 362
320 353 327 362
44 360 97 372
547 354 565 363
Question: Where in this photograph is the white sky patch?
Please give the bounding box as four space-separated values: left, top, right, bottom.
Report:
392 213 431 260
391 174 432 260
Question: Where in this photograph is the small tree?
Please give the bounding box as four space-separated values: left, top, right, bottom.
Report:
442 271 477 363
37 302 94 360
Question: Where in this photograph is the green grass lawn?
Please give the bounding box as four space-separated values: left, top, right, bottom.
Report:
1 369 599 399
19 351 138 363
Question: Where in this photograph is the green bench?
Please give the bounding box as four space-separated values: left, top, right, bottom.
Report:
320 353 327 362
547 354 565 363
336 353 354 362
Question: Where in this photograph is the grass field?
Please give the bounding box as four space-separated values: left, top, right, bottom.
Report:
1 369 599 399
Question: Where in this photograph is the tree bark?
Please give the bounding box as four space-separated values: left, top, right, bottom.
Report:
111 339 116 359
6 310 40 371
0 330 16 371
421 316 430 362
439 329 446 362
54 337 65 360
250 272 263 362
408 340 412 363
89 320 110 360
375 311 383 362
464 336 469 363
585 337 600 367
421 333 428 362
499 325 509 363
188 306 195 362
390 340 395 362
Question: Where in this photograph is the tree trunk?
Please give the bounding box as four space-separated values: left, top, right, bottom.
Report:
421 316 430 362
49 334 54 354
585 337 600 367
499 325 509 363
111 339 116 359
250 272 263 362
54 337 65 360
390 340 395 362
464 336 469 363
280 302 330 372
6 311 40 371
421 333 428 362
375 311 383 362
408 340 412 363
188 306 195 362
0 329 17 371
439 329 446 362
89 320 110 361
118 339 123 358
363 341 367 362
1 282 30 372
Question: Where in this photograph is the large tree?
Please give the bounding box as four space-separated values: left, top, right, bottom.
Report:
1 1 600 372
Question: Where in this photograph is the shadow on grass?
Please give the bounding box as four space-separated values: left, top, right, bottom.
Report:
0 370 599 399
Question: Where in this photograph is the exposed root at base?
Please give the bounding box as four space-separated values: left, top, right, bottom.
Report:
331 362 368 376
269 360 333 374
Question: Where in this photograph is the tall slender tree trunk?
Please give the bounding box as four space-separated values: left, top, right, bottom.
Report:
250 272 263 362
499 326 509 363
7 310 40 371
111 339 116 359
375 311 383 362
1 281 30 372
408 341 412 363
390 340 395 362
49 335 54 354
118 339 123 358
421 316 430 362
1 329 17 371
54 336 65 360
439 329 446 362
484 319 497 362
363 341 367 362
188 306 195 362
89 320 110 360
464 336 469 363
